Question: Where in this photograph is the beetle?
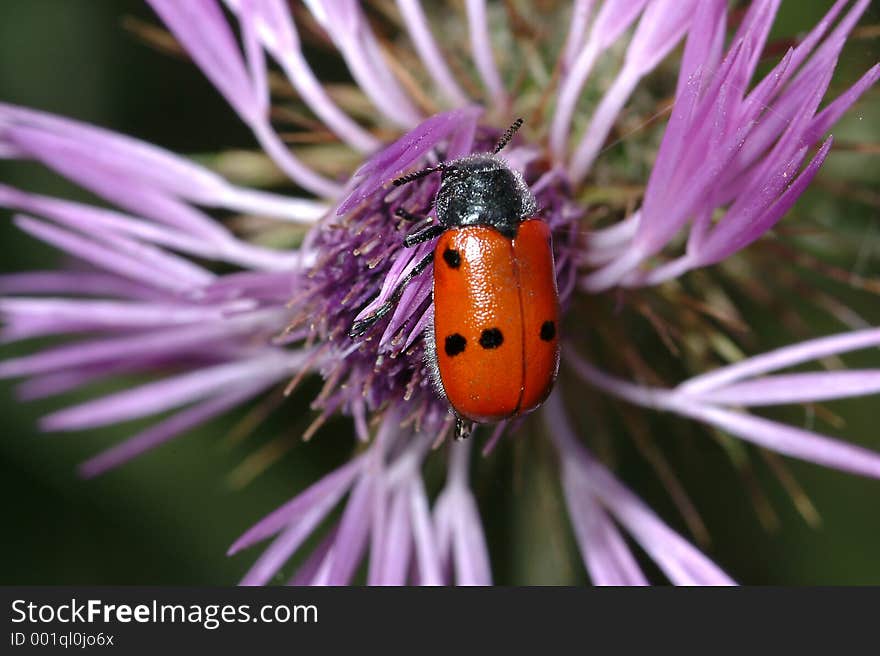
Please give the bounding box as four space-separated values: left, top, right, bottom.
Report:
350 119 560 439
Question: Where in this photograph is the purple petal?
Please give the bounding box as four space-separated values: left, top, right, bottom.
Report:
239 0 269 116
229 455 366 554
626 0 699 74
241 495 339 586
286 527 338 586
674 0 726 98
740 51 835 190
353 241 434 331
396 0 470 107
371 487 413 585
549 0 649 159
0 309 285 379
41 351 299 430
303 0 422 128
325 473 375 585
0 271 165 301
591 462 735 585
79 384 267 478
403 304 434 350
560 466 648 585
225 0 379 152
432 490 454 569
365 475 389 585
12 214 213 292
631 34 757 260
639 40 756 255
572 348 880 480
0 298 256 342
14 360 173 401
740 0 846 116
0 103 324 223
727 0 780 90
787 0 870 89
637 72 703 235
445 108 480 159
408 477 444 585
668 400 880 480
338 107 481 215
590 0 651 48
0 185 305 272
680 328 880 393
544 394 734 586
569 0 699 179
381 259 433 344
146 0 262 120
147 0 339 197
698 138 832 264
0 185 216 265
560 0 596 73
592 0 877 291
451 490 492 585
464 0 507 108
731 0 871 175
201 269 310 306
806 63 880 144
4 125 233 240
687 371 880 407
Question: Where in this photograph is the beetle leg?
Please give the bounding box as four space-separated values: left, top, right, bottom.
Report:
396 209 444 247
395 207 425 222
349 252 434 338
454 417 474 440
403 224 446 248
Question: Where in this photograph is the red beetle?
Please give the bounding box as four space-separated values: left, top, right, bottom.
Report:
351 120 560 439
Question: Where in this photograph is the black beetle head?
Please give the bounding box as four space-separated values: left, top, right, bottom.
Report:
434 154 536 237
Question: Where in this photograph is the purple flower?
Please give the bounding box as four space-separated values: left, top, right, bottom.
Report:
1 0 878 585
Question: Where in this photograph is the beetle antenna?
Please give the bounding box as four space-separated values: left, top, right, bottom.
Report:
392 164 445 187
492 118 524 154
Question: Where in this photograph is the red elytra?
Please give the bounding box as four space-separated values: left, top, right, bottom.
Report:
432 220 560 424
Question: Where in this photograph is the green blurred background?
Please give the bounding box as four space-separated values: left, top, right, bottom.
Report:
0 0 878 585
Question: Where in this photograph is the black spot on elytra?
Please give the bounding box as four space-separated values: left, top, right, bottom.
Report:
540 321 556 341
445 333 467 356
479 328 504 349
442 248 461 269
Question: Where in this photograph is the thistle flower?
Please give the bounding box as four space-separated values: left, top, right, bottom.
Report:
1 0 879 585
